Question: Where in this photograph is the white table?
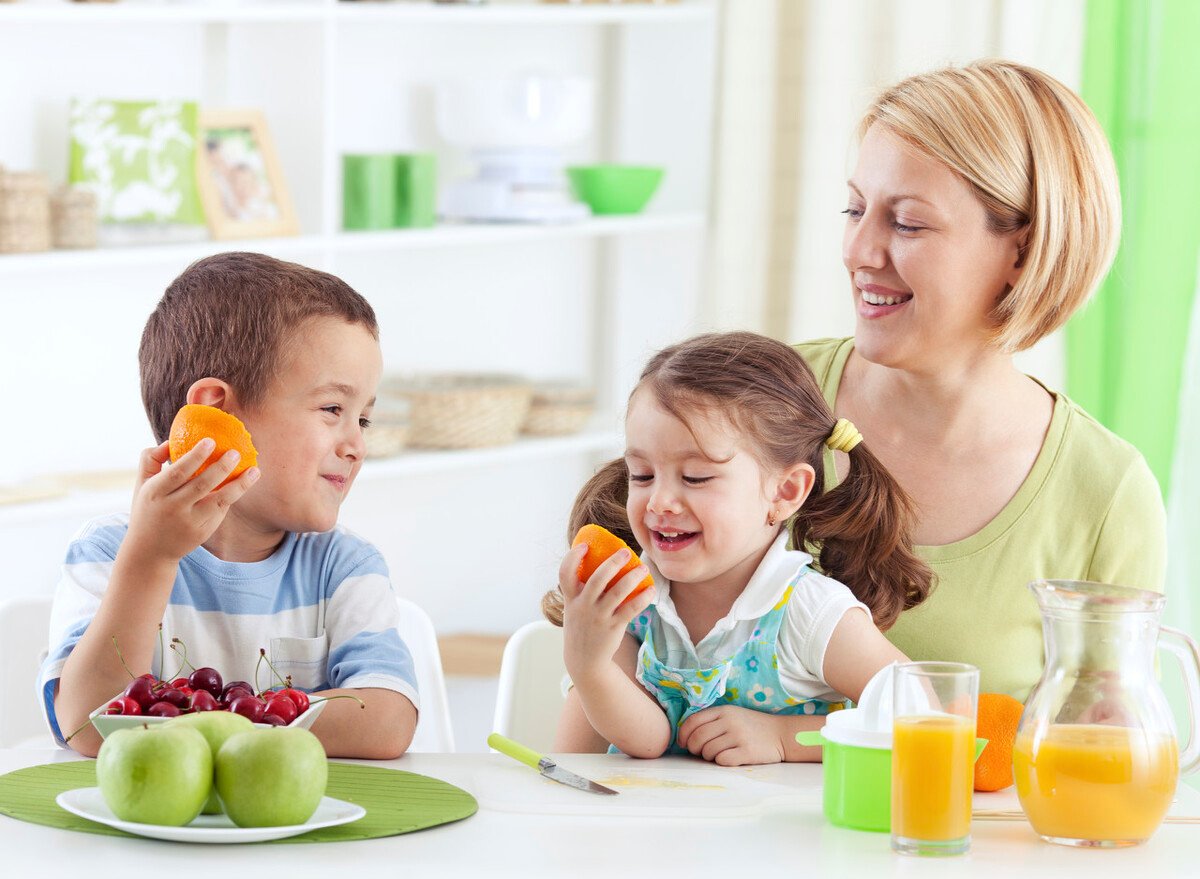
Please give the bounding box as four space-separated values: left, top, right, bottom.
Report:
1 748 1197 878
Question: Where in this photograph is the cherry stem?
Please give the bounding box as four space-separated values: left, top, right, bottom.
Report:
308 693 366 710
169 637 195 678
111 635 136 680
157 623 165 684
258 648 289 690
254 648 265 696
63 714 98 744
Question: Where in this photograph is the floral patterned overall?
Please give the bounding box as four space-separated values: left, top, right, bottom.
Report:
622 577 846 755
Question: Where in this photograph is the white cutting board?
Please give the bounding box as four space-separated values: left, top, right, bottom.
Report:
471 754 821 818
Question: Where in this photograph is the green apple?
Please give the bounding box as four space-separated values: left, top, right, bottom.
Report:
215 727 328 827
96 724 212 826
166 711 254 814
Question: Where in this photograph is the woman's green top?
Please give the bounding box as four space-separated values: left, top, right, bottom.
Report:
797 337 1166 699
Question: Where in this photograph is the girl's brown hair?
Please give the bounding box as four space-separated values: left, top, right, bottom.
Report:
542 332 933 629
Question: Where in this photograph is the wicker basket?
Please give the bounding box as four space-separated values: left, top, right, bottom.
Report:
51 185 98 249
0 169 52 254
364 394 411 459
384 374 533 449
522 382 595 436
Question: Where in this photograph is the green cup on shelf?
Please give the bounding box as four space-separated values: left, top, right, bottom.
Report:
342 152 438 231
343 154 396 231
394 153 437 228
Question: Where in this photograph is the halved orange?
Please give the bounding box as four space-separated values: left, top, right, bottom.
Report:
168 404 258 488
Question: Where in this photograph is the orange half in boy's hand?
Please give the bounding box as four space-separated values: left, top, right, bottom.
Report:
168 404 258 488
572 524 654 600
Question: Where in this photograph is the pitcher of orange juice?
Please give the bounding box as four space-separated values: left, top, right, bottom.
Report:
1015 580 1200 847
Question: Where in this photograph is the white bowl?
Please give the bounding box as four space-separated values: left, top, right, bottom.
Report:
88 694 326 740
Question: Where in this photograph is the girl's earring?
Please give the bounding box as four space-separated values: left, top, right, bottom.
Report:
767 510 777 527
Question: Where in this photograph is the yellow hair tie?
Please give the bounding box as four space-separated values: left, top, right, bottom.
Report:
825 418 863 453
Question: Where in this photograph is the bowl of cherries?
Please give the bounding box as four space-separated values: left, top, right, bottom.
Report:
87 647 327 740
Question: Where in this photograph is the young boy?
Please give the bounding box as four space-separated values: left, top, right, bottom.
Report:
40 252 419 759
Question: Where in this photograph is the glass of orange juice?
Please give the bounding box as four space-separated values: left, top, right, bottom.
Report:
891 662 979 857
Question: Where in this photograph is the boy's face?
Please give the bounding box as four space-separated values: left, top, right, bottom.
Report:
229 317 382 537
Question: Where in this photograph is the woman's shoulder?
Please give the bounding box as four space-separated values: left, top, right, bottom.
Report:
793 337 853 400
1053 392 1158 486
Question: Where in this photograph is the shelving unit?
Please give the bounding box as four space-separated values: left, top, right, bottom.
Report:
0 0 719 638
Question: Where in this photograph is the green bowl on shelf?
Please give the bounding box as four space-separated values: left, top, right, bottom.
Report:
566 164 665 215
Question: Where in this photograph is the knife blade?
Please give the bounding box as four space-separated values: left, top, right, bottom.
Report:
487 732 618 796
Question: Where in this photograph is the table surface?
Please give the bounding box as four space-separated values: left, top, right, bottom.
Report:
1 747 1197 878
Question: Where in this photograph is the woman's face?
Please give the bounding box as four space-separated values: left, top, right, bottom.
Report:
842 123 1024 372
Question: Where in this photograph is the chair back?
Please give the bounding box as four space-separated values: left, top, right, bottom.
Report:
397 597 455 752
492 620 565 753
0 596 54 748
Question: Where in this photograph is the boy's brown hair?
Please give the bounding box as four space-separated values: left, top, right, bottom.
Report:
139 251 378 443
543 332 934 630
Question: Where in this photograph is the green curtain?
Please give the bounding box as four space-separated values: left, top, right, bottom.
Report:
1069 0 1200 495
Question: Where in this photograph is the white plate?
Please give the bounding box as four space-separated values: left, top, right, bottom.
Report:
89 696 326 739
56 787 365 843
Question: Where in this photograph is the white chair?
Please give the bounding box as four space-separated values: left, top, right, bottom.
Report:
396 597 455 752
0 595 55 748
492 620 565 753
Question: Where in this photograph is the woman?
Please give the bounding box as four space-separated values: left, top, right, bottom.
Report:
798 60 1165 699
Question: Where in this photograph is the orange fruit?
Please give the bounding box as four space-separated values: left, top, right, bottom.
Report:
974 692 1024 791
168 404 258 488
572 524 654 599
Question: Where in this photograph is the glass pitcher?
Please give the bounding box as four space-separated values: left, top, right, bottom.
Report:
1014 580 1200 847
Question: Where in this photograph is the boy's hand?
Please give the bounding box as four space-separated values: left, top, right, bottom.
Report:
124 439 260 564
560 543 653 686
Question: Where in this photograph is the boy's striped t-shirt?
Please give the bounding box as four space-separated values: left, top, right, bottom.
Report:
39 514 419 745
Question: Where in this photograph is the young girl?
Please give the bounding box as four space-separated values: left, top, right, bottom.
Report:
543 332 934 765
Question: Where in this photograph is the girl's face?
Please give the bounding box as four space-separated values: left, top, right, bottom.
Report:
623 390 808 595
227 317 381 538
842 124 1025 371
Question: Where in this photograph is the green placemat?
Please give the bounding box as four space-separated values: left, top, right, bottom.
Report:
0 760 476 842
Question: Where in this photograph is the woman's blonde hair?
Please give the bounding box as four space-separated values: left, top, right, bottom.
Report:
859 59 1120 352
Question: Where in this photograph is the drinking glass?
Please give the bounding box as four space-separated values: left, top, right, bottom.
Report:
891 661 979 856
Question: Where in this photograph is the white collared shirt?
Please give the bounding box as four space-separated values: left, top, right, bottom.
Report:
642 530 869 702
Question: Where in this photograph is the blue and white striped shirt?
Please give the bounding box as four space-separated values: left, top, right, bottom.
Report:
39 514 419 745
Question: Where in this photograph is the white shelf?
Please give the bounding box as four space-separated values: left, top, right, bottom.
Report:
0 430 621 526
0 1 714 26
0 212 703 276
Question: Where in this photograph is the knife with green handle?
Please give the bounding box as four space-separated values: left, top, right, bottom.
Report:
487 733 618 796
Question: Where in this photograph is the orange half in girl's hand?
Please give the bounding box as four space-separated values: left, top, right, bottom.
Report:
168 404 258 488
572 524 654 599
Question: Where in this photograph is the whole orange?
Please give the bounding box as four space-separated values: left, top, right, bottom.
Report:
168 404 258 488
572 524 654 599
974 692 1024 791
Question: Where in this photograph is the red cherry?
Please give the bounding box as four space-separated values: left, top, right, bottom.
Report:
157 688 189 708
170 677 190 690
278 688 310 714
221 687 253 708
189 667 223 697
105 696 142 716
229 694 266 723
189 689 220 712
265 695 298 725
147 701 181 717
262 714 287 726
124 677 157 711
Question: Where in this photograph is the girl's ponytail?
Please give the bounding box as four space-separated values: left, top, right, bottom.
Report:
789 442 933 630
541 458 633 627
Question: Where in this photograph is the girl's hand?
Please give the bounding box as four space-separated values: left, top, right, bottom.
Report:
560 543 653 687
124 439 260 565
676 705 788 766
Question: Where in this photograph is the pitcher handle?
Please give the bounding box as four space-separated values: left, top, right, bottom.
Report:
1160 625 1200 775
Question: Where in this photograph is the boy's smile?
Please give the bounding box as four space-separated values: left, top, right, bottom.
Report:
200 317 382 561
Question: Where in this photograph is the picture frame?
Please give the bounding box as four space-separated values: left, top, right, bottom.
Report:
196 109 299 240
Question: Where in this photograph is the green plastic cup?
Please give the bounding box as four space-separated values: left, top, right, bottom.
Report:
342 154 396 231
566 164 664 215
393 153 437 228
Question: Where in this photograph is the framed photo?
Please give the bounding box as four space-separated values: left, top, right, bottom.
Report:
196 109 299 240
